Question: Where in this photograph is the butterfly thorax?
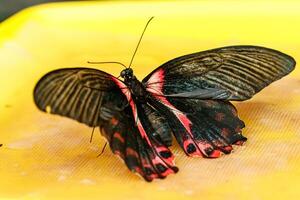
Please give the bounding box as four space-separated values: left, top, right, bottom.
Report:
120 68 148 103
124 75 148 103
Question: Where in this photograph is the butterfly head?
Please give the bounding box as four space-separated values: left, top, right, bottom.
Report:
120 68 134 79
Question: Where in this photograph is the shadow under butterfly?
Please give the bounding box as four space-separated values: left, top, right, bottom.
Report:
33 17 296 181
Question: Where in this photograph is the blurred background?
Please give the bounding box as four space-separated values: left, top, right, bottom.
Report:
0 0 81 22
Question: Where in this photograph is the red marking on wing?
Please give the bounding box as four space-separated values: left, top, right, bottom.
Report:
126 147 139 157
215 112 225 121
156 146 175 165
146 69 192 134
183 139 202 157
146 68 165 93
235 126 242 133
224 146 233 152
133 166 144 175
234 140 245 145
114 150 124 159
209 150 221 158
146 69 218 157
112 77 151 145
221 128 230 137
113 132 125 143
140 158 153 168
110 117 119 126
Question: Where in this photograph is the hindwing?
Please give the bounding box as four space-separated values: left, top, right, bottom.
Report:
100 88 178 181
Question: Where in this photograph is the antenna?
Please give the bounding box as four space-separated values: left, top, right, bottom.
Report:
87 17 154 71
128 16 154 68
87 61 127 69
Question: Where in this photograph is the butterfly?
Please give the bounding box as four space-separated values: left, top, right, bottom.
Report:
33 17 295 181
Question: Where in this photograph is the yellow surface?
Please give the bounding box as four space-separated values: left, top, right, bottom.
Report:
0 1 300 199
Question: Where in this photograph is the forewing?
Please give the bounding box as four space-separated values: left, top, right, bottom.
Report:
34 68 127 127
143 46 295 100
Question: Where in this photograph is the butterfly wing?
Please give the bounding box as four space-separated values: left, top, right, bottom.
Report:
149 96 247 157
143 46 295 157
100 82 177 181
100 103 178 181
34 68 128 127
34 68 177 181
143 45 295 100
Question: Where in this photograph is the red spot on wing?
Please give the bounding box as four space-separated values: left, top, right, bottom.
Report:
110 117 119 126
160 168 176 177
183 139 203 157
133 166 144 176
221 128 230 137
209 150 221 158
113 132 125 143
234 140 245 145
215 112 225 121
140 158 152 168
126 147 139 158
224 146 233 152
235 126 242 133
114 150 125 159
156 146 175 165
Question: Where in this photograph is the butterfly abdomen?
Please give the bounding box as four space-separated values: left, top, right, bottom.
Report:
141 103 173 146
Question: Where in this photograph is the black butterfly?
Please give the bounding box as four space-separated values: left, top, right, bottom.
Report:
33 18 295 181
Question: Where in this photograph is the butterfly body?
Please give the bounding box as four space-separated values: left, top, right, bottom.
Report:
34 45 295 181
123 75 149 103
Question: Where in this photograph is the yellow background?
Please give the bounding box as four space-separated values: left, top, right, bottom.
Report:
0 1 300 199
